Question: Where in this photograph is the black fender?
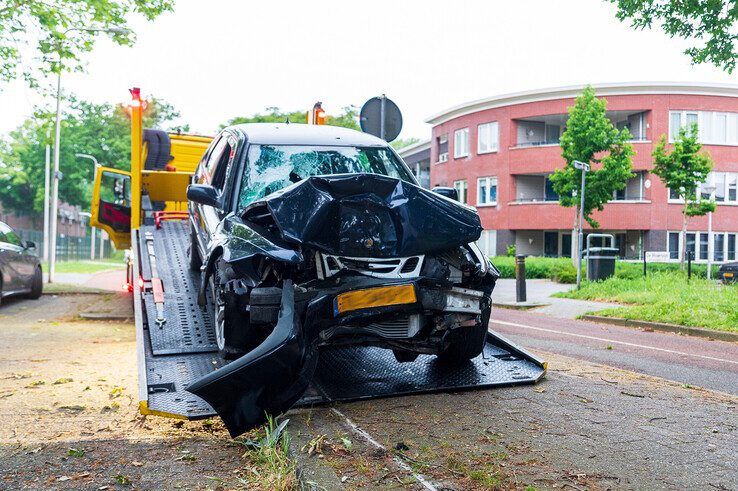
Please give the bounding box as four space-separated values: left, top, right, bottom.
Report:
187 280 316 437
197 246 223 306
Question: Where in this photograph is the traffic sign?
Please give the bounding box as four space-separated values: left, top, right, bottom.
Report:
359 95 402 142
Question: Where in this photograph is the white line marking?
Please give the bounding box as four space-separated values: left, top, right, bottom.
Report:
490 319 738 366
330 408 437 491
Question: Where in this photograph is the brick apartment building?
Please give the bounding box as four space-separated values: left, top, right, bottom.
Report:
403 82 738 262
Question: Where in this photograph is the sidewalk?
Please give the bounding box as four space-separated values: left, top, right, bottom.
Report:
493 278 620 319
43 268 127 292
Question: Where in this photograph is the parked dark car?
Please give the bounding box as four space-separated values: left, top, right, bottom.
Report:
185 123 499 434
718 262 738 284
0 221 42 305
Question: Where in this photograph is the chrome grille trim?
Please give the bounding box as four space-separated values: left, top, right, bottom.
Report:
320 253 424 279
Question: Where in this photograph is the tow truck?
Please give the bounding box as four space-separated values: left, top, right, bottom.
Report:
90 88 545 435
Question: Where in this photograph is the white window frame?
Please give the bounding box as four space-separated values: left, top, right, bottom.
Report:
453 179 468 204
669 110 738 146
477 121 499 154
667 230 734 263
476 176 498 207
454 128 469 158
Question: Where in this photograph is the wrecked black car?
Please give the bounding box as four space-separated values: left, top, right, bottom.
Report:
185 123 499 436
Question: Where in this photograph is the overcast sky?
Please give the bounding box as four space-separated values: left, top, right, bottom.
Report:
1 0 737 141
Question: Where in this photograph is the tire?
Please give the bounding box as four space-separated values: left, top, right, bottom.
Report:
210 259 250 358
437 321 488 364
189 225 202 272
27 266 42 300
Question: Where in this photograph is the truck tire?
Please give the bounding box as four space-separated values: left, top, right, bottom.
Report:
437 322 488 364
189 225 202 272
27 266 42 299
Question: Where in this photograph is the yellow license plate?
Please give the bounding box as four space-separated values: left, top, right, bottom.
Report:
334 284 417 315
725 272 734 278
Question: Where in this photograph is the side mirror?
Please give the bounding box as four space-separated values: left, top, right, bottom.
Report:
187 184 220 208
24 240 36 251
432 186 459 201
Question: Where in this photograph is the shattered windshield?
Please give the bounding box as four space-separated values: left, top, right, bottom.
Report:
238 145 416 208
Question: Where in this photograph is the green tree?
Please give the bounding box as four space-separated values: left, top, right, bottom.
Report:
391 137 420 151
550 86 635 230
0 96 181 215
652 124 715 266
224 106 360 130
608 0 738 73
0 0 174 87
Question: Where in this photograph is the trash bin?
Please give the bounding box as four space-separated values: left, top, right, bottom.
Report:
586 247 618 281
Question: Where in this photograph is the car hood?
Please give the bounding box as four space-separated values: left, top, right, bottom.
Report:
241 173 483 258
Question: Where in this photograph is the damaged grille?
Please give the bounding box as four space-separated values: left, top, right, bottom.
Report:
322 315 423 340
319 253 424 279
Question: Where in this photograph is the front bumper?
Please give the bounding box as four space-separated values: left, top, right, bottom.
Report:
187 276 491 437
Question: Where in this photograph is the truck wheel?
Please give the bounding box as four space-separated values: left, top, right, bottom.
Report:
27 266 42 300
437 322 488 364
189 225 202 272
210 259 250 358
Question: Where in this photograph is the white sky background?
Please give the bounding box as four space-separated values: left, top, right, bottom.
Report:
1 0 737 140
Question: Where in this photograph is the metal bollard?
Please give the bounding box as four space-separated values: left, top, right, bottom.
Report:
515 254 527 303
687 250 693 282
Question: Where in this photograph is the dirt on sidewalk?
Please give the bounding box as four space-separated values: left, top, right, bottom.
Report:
0 294 275 490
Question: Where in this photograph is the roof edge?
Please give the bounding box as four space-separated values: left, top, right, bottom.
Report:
397 139 431 157
425 82 738 126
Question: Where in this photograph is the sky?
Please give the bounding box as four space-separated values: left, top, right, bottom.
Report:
1 0 737 141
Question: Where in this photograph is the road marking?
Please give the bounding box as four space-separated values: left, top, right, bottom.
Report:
490 320 738 366
330 408 438 491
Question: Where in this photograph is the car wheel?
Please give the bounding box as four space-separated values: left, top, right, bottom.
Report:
189 225 202 272
209 259 250 358
27 266 42 300
437 321 488 364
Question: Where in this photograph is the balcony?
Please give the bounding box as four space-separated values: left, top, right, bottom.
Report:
513 110 649 148
513 174 559 203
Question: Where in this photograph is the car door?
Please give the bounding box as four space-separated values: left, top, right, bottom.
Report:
193 133 237 255
0 222 25 292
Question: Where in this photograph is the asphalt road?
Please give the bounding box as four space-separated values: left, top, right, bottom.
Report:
490 307 738 395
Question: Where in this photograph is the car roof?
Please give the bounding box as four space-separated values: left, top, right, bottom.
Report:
227 123 388 147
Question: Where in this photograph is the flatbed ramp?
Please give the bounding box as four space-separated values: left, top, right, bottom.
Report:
135 221 546 419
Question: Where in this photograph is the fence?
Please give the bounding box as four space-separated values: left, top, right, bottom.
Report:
17 228 115 262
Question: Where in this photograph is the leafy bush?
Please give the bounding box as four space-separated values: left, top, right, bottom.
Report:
489 255 707 283
506 244 516 257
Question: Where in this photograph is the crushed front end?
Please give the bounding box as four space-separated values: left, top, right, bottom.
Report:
187 174 500 437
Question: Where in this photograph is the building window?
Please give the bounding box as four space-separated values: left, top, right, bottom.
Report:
669 110 738 145
714 233 725 262
454 128 469 158
668 232 679 260
728 234 736 261
436 134 448 163
614 172 645 201
477 122 499 154
699 233 709 260
453 179 468 204
477 176 498 206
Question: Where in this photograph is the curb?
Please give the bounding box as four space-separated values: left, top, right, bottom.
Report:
581 315 738 343
79 312 133 321
493 301 550 310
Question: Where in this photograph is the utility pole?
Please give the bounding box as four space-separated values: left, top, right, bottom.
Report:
704 184 716 279
42 132 51 263
573 160 590 289
48 25 129 283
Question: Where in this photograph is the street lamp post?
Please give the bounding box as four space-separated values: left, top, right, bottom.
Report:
75 153 99 260
48 26 128 283
42 131 51 262
573 160 590 289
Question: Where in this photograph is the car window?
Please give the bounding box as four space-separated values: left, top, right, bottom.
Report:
211 139 235 191
237 144 416 208
0 222 21 246
205 137 229 183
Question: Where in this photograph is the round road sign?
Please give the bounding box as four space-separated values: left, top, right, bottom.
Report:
359 95 402 142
